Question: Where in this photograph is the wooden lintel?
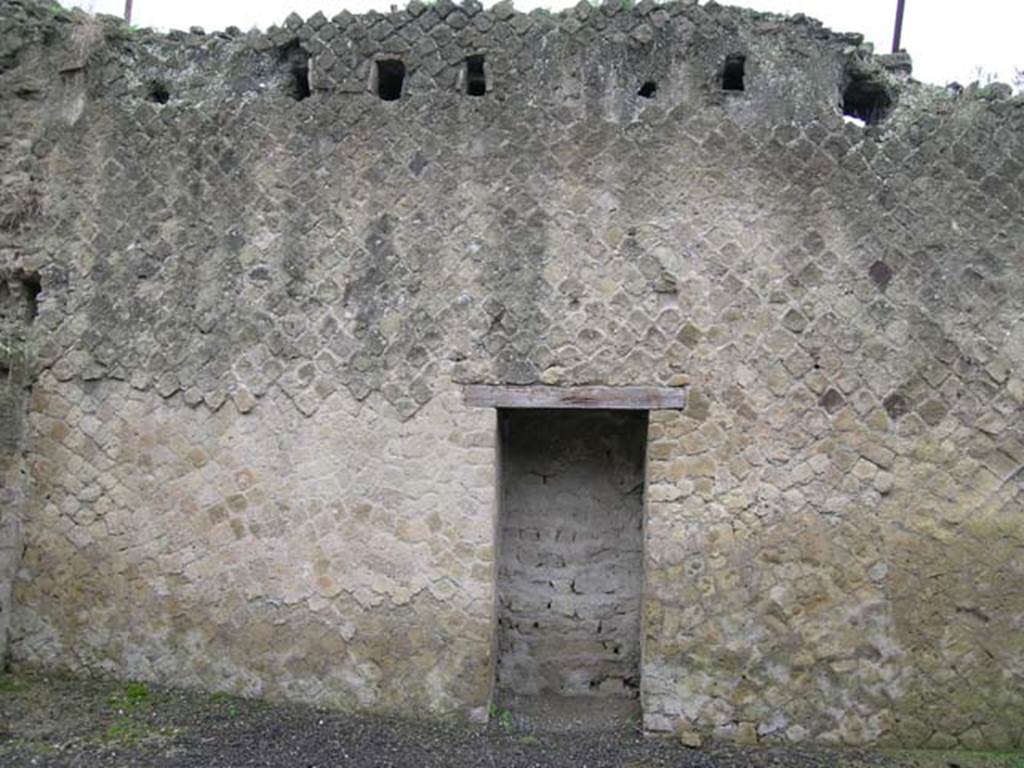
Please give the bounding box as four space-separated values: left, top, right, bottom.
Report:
462 385 687 410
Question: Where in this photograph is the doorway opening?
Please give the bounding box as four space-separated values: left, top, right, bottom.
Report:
494 409 648 727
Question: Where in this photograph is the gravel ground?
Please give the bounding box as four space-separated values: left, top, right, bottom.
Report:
0 667 1020 768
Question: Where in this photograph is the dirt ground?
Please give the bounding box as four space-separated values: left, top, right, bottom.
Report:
0 667 1021 768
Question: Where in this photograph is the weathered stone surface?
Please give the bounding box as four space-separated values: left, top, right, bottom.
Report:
0 0 1021 749
0 269 36 661
678 727 703 749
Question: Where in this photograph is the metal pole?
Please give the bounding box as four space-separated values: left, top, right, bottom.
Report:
891 0 906 52
124 0 133 24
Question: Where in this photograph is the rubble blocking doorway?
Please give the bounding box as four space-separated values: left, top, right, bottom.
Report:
494 408 649 726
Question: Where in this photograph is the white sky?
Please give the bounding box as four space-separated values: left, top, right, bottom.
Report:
77 0 1021 88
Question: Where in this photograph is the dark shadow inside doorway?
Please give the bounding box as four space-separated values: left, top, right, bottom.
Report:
494 409 648 729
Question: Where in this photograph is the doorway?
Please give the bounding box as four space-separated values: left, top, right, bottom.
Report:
494 409 648 726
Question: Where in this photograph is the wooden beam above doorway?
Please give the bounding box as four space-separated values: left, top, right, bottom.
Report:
462 385 687 410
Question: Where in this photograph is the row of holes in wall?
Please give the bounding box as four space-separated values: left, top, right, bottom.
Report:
291 54 747 102
637 53 744 99
147 51 889 123
146 52 737 103
146 53 740 103
364 55 484 101
376 54 743 102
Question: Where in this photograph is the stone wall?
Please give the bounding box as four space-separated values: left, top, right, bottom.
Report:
15 379 497 711
0 271 38 664
0 0 1022 748
495 409 646 699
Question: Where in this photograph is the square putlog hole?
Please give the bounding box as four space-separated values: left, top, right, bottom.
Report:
376 59 405 101
465 54 486 96
722 54 746 91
